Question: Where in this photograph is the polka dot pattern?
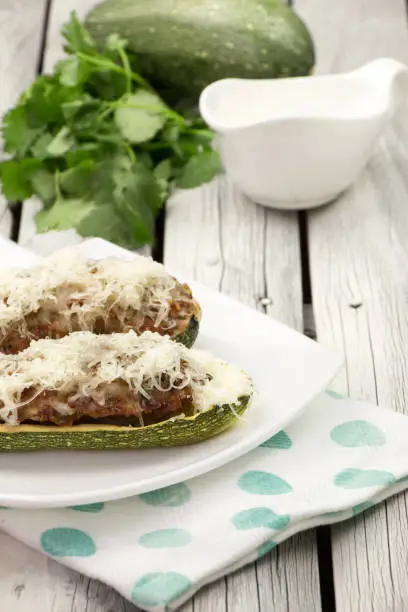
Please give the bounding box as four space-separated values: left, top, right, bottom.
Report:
260 430 292 449
139 528 192 548
325 389 345 399
331 421 385 447
257 540 277 559
139 483 191 507
40 528 96 557
352 502 374 516
69 502 105 513
334 468 396 489
238 471 292 495
131 572 192 607
232 507 290 531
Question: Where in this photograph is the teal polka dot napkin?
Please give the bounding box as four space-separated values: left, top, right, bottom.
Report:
2 391 408 612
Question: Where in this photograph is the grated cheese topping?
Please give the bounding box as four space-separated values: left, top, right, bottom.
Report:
0 330 253 425
0 247 186 335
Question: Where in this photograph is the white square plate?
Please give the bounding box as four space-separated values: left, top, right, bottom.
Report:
0 237 343 508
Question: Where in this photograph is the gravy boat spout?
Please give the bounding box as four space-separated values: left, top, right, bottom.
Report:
199 58 408 210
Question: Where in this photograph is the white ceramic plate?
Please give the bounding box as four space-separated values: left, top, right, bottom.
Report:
0 237 343 508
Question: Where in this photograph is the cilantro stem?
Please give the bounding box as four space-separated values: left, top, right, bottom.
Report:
54 169 62 200
182 128 214 139
98 106 115 122
124 143 136 163
77 50 188 125
76 51 150 89
117 46 132 94
91 132 136 163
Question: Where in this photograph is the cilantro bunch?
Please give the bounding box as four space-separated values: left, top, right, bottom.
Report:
0 12 221 248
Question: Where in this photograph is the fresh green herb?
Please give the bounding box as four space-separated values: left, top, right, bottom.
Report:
0 12 221 248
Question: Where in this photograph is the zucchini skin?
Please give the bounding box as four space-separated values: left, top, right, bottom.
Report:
174 299 201 348
174 314 200 348
0 396 250 452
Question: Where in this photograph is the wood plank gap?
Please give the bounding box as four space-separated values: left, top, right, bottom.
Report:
316 527 336 612
10 204 22 242
152 206 166 263
35 0 53 74
299 213 335 609
298 211 312 304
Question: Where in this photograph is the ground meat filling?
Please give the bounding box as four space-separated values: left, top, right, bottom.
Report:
6 377 195 427
0 282 195 355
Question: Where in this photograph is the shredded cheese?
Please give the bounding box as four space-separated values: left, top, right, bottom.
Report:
0 330 253 425
0 247 188 337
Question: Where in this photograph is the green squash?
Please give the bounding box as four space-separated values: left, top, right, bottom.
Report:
174 303 201 348
0 395 250 451
85 0 315 105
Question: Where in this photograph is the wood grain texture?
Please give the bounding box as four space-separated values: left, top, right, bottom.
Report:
0 0 47 123
164 177 322 611
0 0 48 239
18 0 99 253
0 532 137 612
296 0 408 610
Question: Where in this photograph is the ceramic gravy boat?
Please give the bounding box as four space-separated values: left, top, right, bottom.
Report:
199 58 408 210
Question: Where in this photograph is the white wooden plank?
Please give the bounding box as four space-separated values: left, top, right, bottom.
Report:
0 0 47 122
0 201 12 239
296 0 408 609
18 0 99 251
0 0 48 239
164 177 321 611
0 532 137 612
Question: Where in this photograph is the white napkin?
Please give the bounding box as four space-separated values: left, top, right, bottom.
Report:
1 391 408 611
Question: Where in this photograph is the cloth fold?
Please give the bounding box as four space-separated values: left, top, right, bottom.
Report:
1 391 408 612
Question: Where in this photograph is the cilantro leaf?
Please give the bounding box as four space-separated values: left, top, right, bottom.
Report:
176 149 223 189
154 159 172 182
2 106 42 157
24 78 81 127
36 195 149 249
78 201 145 248
59 159 96 196
114 91 167 144
0 158 40 201
62 11 97 56
30 168 56 205
154 159 172 199
30 133 54 159
56 57 93 88
46 127 75 157
36 197 94 232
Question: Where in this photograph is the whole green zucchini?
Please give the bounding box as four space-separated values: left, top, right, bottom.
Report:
85 0 315 105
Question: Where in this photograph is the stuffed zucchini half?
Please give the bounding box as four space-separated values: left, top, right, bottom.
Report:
0 247 201 354
0 330 253 451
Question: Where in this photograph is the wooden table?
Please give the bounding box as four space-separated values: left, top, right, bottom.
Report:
1 0 408 610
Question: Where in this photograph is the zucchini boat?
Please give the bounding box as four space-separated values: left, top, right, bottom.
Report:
0 247 201 354
0 330 253 451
